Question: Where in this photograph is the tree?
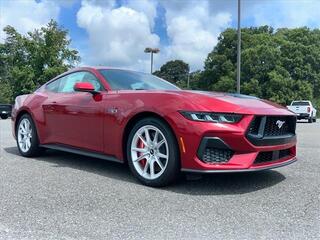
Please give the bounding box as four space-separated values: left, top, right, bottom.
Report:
265 70 313 105
0 81 12 103
0 20 80 102
154 60 189 87
241 78 261 97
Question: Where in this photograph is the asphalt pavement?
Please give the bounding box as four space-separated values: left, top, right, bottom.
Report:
0 118 319 240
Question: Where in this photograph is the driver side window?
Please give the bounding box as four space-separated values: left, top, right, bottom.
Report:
59 72 86 93
82 72 104 91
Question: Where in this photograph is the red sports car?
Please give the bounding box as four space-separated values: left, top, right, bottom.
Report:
12 67 297 186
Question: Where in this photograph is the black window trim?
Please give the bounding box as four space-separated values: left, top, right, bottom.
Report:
45 70 106 93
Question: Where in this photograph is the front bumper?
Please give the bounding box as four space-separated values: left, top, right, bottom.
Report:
174 114 297 172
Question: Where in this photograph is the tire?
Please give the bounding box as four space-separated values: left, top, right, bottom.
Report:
16 114 43 157
127 117 180 187
308 117 312 123
0 114 8 119
313 118 317 122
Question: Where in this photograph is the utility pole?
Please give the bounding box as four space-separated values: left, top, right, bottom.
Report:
236 0 241 94
144 47 160 74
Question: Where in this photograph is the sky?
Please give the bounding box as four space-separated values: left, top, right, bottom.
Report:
1 0 320 72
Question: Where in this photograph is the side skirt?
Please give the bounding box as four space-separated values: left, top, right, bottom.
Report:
40 144 123 164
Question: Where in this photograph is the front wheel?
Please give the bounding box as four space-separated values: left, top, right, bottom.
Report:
16 114 43 157
127 117 180 187
308 117 312 123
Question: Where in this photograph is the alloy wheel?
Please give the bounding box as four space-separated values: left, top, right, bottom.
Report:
18 118 32 153
131 125 169 180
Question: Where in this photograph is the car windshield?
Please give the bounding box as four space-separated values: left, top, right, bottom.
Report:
292 101 310 106
99 69 180 91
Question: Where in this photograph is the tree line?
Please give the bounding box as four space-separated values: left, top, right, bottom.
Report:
1 21 319 111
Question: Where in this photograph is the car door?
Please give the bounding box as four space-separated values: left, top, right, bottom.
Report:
43 71 104 152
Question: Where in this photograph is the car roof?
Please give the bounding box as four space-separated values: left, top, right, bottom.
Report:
69 66 139 72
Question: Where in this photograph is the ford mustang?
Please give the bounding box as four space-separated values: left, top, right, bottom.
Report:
12 67 297 186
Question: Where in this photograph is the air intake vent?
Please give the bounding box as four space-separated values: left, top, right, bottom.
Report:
202 148 233 163
197 137 233 164
254 148 292 164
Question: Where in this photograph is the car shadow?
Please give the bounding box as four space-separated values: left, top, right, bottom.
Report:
4 147 286 196
167 170 285 195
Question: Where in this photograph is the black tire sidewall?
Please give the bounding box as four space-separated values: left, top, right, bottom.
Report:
127 117 180 187
16 114 41 157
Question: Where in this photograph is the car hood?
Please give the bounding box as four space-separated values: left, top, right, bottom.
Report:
176 90 294 116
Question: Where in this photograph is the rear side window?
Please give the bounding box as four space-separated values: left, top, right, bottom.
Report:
292 101 310 106
46 79 60 92
46 71 104 93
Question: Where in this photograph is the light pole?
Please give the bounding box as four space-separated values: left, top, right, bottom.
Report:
144 47 160 73
187 72 190 89
236 0 241 94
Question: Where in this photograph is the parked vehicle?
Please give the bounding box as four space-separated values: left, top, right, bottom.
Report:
287 101 317 123
0 104 12 119
12 67 297 187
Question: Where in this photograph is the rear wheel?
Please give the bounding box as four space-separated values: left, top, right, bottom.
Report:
16 114 43 157
127 117 180 187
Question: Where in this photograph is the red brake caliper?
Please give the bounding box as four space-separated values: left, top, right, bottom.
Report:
138 139 146 167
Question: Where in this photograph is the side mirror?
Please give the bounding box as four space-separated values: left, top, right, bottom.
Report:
74 82 99 94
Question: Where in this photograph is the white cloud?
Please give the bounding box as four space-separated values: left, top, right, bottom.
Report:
249 0 320 28
161 1 232 71
125 0 158 29
0 0 60 42
77 0 160 71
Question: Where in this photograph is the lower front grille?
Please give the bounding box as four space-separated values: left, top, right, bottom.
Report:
254 148 292 164
202 148 233 163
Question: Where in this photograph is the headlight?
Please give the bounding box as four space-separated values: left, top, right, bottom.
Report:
180 111 242 123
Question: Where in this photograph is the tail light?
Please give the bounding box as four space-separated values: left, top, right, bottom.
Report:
307 107 311 112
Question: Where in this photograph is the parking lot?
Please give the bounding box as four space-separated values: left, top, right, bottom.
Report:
0 118 319 239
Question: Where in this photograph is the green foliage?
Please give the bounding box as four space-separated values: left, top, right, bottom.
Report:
242 78 261 97
9 66 36 97
0 81 12 103
154 60 189 87
211 76 236 93
265 70 313 105
0 20 80 103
